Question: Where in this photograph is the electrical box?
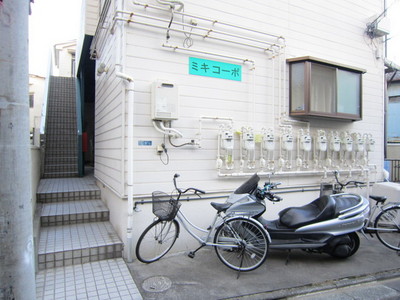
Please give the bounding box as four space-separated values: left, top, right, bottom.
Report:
151 81 179 120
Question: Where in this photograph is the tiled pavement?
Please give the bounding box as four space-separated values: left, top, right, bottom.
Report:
36 258 141 300
35 175 143 300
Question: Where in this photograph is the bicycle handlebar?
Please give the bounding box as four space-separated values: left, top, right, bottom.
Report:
333 171 365 191
173 173 206 196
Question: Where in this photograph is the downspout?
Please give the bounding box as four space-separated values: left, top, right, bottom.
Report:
116 72 135 263
114 0 135 263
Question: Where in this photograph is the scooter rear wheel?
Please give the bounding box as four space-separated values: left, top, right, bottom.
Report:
327 232 360 258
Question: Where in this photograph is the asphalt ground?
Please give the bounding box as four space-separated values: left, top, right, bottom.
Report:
127 236 400 300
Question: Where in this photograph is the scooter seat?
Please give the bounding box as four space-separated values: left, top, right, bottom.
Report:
279 195 336 229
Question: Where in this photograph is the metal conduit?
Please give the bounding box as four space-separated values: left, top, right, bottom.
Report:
133 187 322 210
115 10 281 49
132 1 284 41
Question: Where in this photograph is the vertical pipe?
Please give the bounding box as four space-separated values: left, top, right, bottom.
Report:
0 1 36 298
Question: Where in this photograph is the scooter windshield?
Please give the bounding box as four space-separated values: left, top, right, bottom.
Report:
234 173 260 194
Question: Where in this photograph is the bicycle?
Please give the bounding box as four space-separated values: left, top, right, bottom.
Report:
135 174 269 272
331 171 400 251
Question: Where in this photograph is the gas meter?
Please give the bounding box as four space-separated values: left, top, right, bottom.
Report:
221 131 234 150
330 136 341 152
317 135 328 152
300 134 312 152
282 133 294 151
244 132 255 150
343 136 353 152
263 132 275 151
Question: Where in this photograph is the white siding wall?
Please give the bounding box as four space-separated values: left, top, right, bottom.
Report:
93 0 387 252
121 0 385 193
94 0 125 196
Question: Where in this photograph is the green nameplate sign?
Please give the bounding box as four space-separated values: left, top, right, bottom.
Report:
189 57 242 81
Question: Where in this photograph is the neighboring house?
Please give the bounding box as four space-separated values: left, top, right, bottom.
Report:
52 40 77 77
77 0 390 261
29 74 45 146
387 71 400 143
385 71 400 180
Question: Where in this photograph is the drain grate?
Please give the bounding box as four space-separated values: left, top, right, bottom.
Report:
142 276 172 293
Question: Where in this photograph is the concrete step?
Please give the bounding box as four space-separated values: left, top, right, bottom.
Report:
41 200 109 227
36 258 142 299
38 222 123 270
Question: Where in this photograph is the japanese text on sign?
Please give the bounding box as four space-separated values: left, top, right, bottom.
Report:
189 57 242 81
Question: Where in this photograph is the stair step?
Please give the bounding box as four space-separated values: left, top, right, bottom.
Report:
41 200 109 226
38 222 123 270
37 177 100 203
42 172 79 179
36 258 142 300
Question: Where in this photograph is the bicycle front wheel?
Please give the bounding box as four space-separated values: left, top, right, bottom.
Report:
214 217 269 272
374 206 400 251
135 219 179 263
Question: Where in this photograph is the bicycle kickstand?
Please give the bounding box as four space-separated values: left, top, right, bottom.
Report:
188 244 205 258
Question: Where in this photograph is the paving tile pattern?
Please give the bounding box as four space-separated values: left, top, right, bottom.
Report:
38 222 123 270
41 200 109 226
36 258 142 300
36 175 142 299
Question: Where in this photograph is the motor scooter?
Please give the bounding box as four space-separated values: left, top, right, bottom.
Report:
222 173 370 258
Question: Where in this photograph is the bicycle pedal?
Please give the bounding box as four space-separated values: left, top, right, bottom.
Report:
188 252 195 259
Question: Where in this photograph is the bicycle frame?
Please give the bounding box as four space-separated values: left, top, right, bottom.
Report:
174 208 270 249
175 209 236 248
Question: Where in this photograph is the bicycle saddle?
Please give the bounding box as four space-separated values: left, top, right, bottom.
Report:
279 195 336 229
369 195 387 203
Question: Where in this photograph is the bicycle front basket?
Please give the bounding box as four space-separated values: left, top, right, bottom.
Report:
152 191 181 221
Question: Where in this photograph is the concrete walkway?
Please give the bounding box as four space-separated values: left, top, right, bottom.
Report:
128 236 400 299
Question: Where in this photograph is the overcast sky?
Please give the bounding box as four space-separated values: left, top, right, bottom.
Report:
28 0 399 76
29 0 81 76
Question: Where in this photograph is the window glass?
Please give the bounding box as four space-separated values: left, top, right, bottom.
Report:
290 62 305 112
337 69 360 115
29 94 34 108
310 63 336 113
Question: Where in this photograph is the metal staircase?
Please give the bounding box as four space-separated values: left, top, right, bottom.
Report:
42 76 78 178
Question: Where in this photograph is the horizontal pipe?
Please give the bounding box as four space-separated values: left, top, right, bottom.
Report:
162 43 255 64
116 10 279 48
132 1 285 41
114 16 275 52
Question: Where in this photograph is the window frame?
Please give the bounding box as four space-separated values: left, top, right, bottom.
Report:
287 56 366 121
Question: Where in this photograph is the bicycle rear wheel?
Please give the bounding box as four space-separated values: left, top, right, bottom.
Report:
135 219 179 263
374 206 400 251
214 217 269 272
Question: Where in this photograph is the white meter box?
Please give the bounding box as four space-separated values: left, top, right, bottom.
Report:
151 81 179 120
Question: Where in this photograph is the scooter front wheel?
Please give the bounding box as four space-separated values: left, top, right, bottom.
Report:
214 217 269 271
